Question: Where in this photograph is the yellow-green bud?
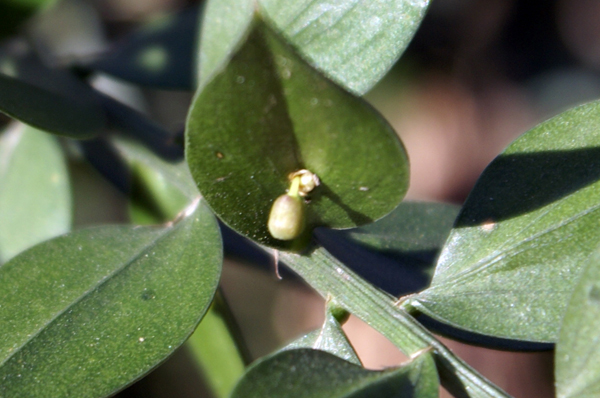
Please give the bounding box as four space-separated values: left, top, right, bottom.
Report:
268 193 305 240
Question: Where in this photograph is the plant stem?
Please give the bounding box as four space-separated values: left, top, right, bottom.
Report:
278 246 513 398
186 289 250 398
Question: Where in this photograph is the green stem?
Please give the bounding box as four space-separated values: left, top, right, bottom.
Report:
186 289 250 398
278 246 513 398
288 175 301 197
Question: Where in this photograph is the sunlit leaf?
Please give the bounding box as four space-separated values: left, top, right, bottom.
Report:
196 0 255 89
0 201 222 398
283 305 360 365
198 0 429 94
0 123 70 263
415 100 600 342
556 250 600 398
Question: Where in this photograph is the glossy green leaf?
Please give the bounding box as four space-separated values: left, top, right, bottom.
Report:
231 349 438 398
186 19 408 250
283 304 360 366
0 200 222 398
198 0 429 94
0 123 70 263
0 72 104 138
90 7 199 89
116 141 246 397
116 140 245 398
196 0 255 89
316 201 460 296
414 99 600 342
556 250 600 398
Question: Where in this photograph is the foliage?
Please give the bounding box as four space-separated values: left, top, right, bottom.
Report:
1 0 599 397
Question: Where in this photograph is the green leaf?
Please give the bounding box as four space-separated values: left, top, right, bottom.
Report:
283 304 360 366
0 123 71 263
198 0 429 94
340 201 459 254
0 49 105 139
260 0 429 95
97 93 182 160
0 72 104 138
90 7 199 89
414 99 600 342
196 0 255 89
231 349 438 398
316 201 459 295
556 250 600 398
0 200 222 398
186 18 408 250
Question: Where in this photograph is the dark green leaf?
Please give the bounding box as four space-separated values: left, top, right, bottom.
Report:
316 201 459 296
186 19 408 250
0 72 104 138
97 93 182 160
0 123 70 263
0 48 105 138
414 100 600 342
90 7 199 89
0 200 222 398
231 349 438 398
0 48 89 101
283 305 360 366
556 250 600 398
198 0 429 94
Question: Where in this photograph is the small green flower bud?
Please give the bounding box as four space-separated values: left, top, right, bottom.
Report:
268 193 305 240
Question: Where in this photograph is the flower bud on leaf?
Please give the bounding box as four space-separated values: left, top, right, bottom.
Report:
268 193 305 240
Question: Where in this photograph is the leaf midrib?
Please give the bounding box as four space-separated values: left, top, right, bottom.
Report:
431 193 600 290
0 220 187 368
